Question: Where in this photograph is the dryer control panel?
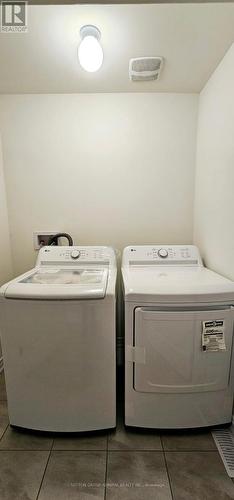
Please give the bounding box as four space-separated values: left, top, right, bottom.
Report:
37 246 116 266
122 245 203 267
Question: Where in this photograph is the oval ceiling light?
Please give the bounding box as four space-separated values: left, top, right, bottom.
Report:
78 25 103 73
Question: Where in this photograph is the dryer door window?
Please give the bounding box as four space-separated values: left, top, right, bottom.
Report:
133 307 234 394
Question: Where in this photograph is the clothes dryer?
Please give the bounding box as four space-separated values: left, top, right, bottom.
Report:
122 245 234 428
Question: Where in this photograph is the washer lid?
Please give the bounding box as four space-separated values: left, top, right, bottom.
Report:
3 268 108 299
122 267 234 303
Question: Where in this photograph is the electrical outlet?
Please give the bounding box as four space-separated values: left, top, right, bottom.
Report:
33 232 60 250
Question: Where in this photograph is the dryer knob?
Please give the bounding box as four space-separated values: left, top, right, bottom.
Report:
158 248 168 259
71 250 80 260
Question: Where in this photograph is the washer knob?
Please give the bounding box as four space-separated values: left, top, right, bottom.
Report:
158 248 168 259
71 250 80 260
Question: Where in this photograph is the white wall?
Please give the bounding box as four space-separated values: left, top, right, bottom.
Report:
0 137 12 284
0 93 198 275
194 43 234 280
0 135 13 365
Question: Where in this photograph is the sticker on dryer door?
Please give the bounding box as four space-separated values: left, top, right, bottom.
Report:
202 320 226 352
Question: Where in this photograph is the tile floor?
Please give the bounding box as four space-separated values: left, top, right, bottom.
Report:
1 371 234 500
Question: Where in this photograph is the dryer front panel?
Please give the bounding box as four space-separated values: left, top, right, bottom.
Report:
133 307 234 394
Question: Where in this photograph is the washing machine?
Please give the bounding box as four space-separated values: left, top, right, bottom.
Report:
122 245 234 429
0 246 117 432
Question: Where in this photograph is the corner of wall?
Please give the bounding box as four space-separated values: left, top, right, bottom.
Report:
0 132 13 284
192 43 234 279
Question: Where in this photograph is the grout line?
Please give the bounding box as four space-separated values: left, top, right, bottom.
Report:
51 449 107 452
0 449 54 452
161 435 175 500
101 448 217 452
107 431 110 452
0 424 9 443
104 446 109 500
160 433 163 451
163 453 175 500
154 449 218 453
36 443 53 500
107 448 164 452
0 448 218 453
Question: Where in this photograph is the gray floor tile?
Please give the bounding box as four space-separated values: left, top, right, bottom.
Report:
162 429 216 451
38 451 106 500
0 400 9 440
0 399 8 418
0 426 53 450
166 451 234 500
0 450 49 500
106 451 172 499
0 371 7 401
53 433 108 450
108 421 162 450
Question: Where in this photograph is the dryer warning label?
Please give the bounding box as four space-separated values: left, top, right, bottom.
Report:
202 320 226 352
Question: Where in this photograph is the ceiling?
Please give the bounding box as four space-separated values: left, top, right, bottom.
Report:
0 3 234 93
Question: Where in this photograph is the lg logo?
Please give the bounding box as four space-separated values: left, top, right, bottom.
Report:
1 1 28 32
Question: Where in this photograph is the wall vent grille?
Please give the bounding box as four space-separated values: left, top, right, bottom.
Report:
212 429 234 477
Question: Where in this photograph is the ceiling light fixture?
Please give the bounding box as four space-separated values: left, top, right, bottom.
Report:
78 25 103 73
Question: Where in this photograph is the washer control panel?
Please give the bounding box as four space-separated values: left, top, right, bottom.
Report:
71 250 80 260
37 246 116 266
122 245 202 267
158 248 168 259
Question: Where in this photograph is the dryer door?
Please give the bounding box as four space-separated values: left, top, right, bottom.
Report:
133 307 234 393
